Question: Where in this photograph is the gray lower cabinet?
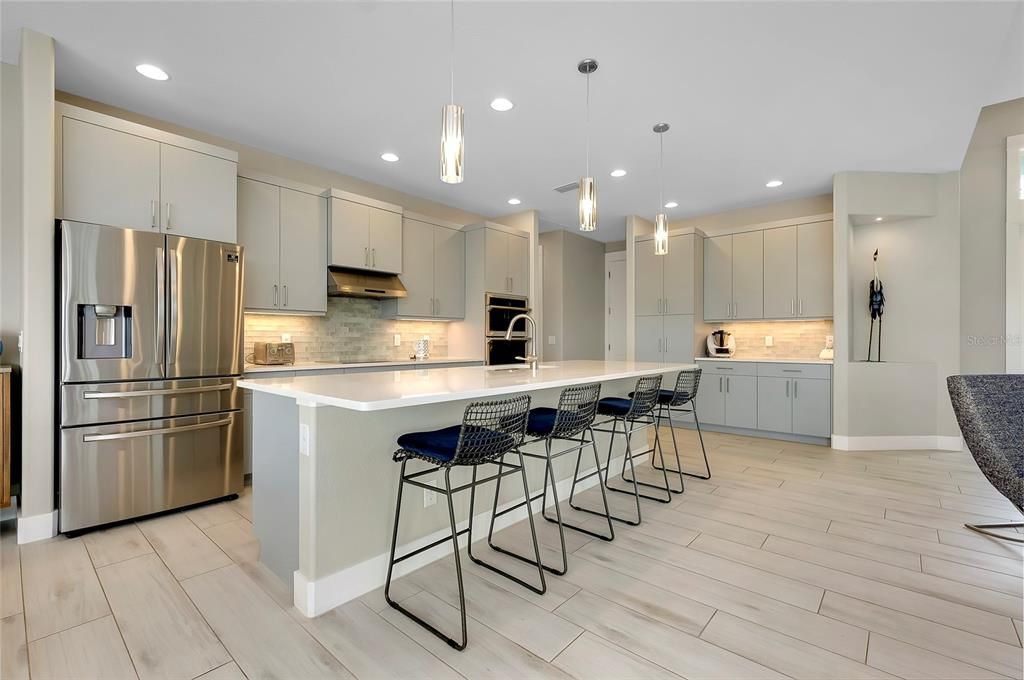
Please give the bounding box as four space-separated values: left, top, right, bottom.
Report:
698 360 831 440
792 377 831 436
724 375 758 429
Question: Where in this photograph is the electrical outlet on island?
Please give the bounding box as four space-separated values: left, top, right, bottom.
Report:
423 480 437 508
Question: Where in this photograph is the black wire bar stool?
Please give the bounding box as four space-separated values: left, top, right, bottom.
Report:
643 368 712 491
384 394 543 651
573 374 668 526
485 382 613 576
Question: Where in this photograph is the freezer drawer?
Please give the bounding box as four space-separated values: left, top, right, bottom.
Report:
59 411 242 533
61 377 240 427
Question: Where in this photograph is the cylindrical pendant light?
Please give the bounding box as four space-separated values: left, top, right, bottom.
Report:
440 0 464 184
578 59 598 231
653 123 670 255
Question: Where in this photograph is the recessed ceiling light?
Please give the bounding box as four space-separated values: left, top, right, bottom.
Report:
135 64 169 81
765 179 783 188
664 201 678 209
380 152 399 162
490 97 514 112
507 198 522 205
875 216 884 222
610 169 627 178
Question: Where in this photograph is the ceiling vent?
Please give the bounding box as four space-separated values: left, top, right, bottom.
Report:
552 181 580 194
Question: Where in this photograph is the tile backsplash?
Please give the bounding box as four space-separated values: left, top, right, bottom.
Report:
244 297 451 364
705 320 834 360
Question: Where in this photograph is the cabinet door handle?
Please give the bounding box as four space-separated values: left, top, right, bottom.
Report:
273 284 278 307
786 381 789 398
719 376 722 392
790 299 794 316
364 248 369 266
372 248 376 267
665 336 669 352
165 202 172 229
658 338 662 352
794 380 798 399
283 285 288 307
799 299 803 316
151 200 157 229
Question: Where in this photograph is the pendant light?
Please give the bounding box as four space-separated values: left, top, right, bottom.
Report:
653 123 670 255
440 0 464 184
577 59 598 231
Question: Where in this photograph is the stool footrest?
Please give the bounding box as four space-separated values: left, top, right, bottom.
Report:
392 526 470 566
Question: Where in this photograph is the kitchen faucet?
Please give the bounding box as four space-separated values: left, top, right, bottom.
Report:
505 313 539 370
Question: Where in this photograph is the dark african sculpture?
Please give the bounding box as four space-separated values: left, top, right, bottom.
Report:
867 249 885 362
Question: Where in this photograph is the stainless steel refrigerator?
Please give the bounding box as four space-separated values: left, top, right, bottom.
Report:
57 220 244 533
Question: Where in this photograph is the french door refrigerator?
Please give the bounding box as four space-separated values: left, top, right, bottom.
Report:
57 220 244 533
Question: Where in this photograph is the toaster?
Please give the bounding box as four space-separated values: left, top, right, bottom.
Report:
252 342 295 365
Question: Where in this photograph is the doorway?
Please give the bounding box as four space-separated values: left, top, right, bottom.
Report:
605 252 627 360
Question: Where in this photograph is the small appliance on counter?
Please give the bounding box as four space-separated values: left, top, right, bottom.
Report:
253 342 295 365
707 330 736 358
819 334 834 360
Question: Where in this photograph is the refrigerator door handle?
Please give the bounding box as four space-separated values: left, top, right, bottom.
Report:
83 384 232 399
156 246 166 366
82 417 232 442
168 248 179 365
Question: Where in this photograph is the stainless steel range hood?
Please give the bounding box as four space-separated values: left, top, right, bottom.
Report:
327 267 408 299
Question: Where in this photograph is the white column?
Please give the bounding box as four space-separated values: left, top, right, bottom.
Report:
18 29 56 542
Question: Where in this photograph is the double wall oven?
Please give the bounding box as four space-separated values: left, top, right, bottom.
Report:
57 221 244 533
484 293 530 365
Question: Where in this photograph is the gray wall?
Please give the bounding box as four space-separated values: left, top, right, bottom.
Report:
1 62 21 366
960 97 1024 374
540 230 605 361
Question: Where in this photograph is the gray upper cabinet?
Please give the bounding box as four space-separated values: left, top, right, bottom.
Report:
703 221 833 322
731 231 763 320
703 235 733 321
763 226 798 318
237 178 280 310
797 221 833 318
238 176 327 314
61 117 161 231
159 144 237 242
279 188 328 313
663 234 695 315
59 105 238 242
327 191 403 274
634 239 662 317
433 225 466 318
384 217 465 320
634 314 694 365
483 228 529 295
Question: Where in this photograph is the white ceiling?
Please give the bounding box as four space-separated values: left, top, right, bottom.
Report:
3 1 1022 241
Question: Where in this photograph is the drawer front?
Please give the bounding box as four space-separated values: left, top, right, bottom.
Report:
62 378 240 427
756 363 832 379
696 361 758 377
59 411 242 532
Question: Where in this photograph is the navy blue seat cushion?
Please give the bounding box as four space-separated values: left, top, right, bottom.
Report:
525 407 559 436
397 424 516 464
597 397 633 416
630 389 689 404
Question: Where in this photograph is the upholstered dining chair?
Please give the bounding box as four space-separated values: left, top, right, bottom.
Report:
946 375 1023 543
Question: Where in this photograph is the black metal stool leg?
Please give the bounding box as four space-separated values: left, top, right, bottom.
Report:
537 440 569 575
547 431 614 541
615 416 673 504
649 404 685 492
651 403 712 481
689 405 712 480
384 462 468 651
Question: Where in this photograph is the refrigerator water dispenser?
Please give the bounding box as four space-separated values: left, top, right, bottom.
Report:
78 304 132 359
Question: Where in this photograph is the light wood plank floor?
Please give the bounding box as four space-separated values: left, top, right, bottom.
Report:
2 429 1022 679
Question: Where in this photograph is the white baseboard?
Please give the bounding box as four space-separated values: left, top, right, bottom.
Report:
18 509 58 544
831 435 963 452
293 453 619 618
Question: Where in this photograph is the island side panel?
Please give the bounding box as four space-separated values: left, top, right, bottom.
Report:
250 391 301 583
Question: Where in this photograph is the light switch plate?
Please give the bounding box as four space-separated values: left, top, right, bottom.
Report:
393 334 401 347
548 336 556 346
299 424 310 456
281 333 292 343
765 335 774 347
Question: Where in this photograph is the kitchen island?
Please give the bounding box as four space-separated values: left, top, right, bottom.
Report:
238 360 694 617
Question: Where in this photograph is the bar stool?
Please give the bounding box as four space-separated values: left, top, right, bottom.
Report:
486 382 613 576
384 394 542 651
641 368 711 492
582 374 668 526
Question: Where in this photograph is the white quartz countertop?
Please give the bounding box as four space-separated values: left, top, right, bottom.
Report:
695 356 833 365
239 360 696 411
243 357 483 374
